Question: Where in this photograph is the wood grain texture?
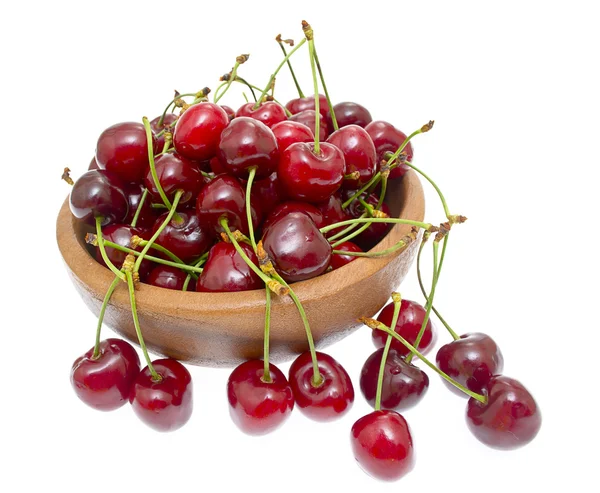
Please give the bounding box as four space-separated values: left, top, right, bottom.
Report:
56 171 425 367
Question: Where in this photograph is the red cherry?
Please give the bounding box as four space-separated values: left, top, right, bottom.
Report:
209 156 227 175
351 410 415 481
271 120 314 152
220 104 235 121
373 300 435 356
288 352 354 421
327 124 377 189
71 338 140 411
88 157 100 170
144 152 204 204
329 241 362 270
227 360 294 435
235 101 287 128
285 94 329 119
130 359 193 432
246 172 284 216
262 211 332 283
365 121 414 179
123 183 159 230
278 142 345 204
436 333 504 395
466 376 541 449
173 102 229 161
217 117 279 179
150 113 178 151
331 101 372 128
359 348 429 411
95 223 152 280
289 109 328 141
317 192 352 237
196 241 262 292
151 210 212 263
147 265 192 291
96 122 155 183
262 201 325 232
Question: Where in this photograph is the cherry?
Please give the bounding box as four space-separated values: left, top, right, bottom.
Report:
351 410 415 481
217 117 279 179
69 169 128 226
173 102 229 161
95 223 152 280
147 265 193 291
317 192 352 236
70 338 140 411
466 376 541 449
235 101 287 128
196 174 258 236
331 102 372 128
288 351 354 421
373 299 435 356
227 360 294 435
360 348 429 411
285 94 329 119
278 142 345 204
196 241 262 292
150 113 178 151
246 172 284 217
436 333 504 395
262 211 332 283
88 157 99 170
130 358 193 432
96 122 155 183
271 120 314 152
327 124 376 189
329 241 362 270
124 183 158 230
365 121 413 179
289 109 328 141
209 156 227 175
151 210 212 263
220 104 235 121
262 201 325 232
144 152 204 204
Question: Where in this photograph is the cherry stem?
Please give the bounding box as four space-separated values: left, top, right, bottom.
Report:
130 188 149 228
342 174 380 209
245 167 257 251
330 219 371 248
142 116 173 210
262 288 272 382
307 38 320 153
331 236 412 258
182 253 209 291
212 81 228 103
312 48 338 131
157 92 196 126
254 38 307 109
214 61 241 104
134 239 189 269
377 176 388 210
92 275 121 359
404 161 451 219
374 293 402 410
125 270 161 382
320 217 432 235
277 38 304 98
363 318 487 403
95 217 125 281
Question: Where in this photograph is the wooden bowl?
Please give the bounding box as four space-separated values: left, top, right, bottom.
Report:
56 171 425 367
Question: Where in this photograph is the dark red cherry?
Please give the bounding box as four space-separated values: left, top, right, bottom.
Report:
466 376 541 449
285 94 329 119
227 360 294 435
317 192 352 236
373 299 435 356
271 120 314 152
247 172 284 216
209 156 227 175
365 121 413 179
96 122 155 183
151 210 212 263
329 241 362 270
278 142 345 204
147 265 191 291
150 113 178 151
88 157 100 170
143 152 204 204
436 333 504 395
124 183 159 230
347 193 392 246
288 110 328 141
196 174 258 236
69 169 128 226
332 102 372 128
360 348 429 411
327 125 376 189
351 410 415 481
95 223 152 280
262 211 332 283
217 117 279 179
288 352 354 421
173 102 229 161
71 338 140 411
220 104 235 121
196 241 262 292
130 359 193 432
262 201 324 232
235 101 287 128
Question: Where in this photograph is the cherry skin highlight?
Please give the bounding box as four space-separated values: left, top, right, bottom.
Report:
365 121 414 179
331 102 372 128
271 120 314 152
262 201 325 232
227 360 294 435
173 102 229 161
317 192 352 237
196 242 262 292
147 265 191 291
329 241 362 270
144 152 204 204
236 101 287 128
327 124 377 189
71 338 140 411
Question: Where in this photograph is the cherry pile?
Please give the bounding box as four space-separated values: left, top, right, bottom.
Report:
64 20 541 482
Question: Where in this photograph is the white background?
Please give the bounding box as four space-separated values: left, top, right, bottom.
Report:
1 1 598 491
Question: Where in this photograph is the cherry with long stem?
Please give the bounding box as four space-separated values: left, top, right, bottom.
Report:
374 292 402 410
320 217 433 235
91 275 122 358
332 230 416 258
326 212 367 242
276 35 304 98
95 217 125 281
142 117 173 210
304 23 321 154
130 189 149 228
182 253 209 291
157 92 197 127
245 167 258 251
214 54 249 104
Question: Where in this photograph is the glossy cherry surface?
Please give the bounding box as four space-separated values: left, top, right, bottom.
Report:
466 376 541 449
196 241 262 292
209 156 227 175
247 172 283 217
151 210 212 263
317 192 352 236
327 124 376 189
96 122 154 183
217 117 279 179
144 152 204 204
147 265 191 291
373 299 435 356
289 109 328 141
71 338 140 411
69 170 128 226
227 360 294 435
329 241 362 270
365 121 413 178
88 157 99 170
130 358 193 432
360 348 429 411
220 104 235 121
124 183 158 230
436 333 504 395
150 113 178 151
271 120 314 152
285 94 329 118
235 101 287 128
262 211 332 282
95 223 152 280
332 102 372 128
262 201 325 232
173 102 229 161
288 351 354 421
278 142 345 203
351 410 415 481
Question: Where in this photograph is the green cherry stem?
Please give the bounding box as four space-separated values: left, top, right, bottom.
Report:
157 92 196 126
262 288 272 382
142 116 172 210
404 161 452 220
215 55 248 104
92 275 122 358
276 36 304 98
130 188 149 228
212 81 228 103
95 217 125 281
331 235 414 258
307 37 321 153
312 47 338 131
330 220 372 248
374 292 402 410
245 166 258 251
320 217 433 235
327 212 367 242
182 253 208 291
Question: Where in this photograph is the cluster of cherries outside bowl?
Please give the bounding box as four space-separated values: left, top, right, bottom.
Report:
64 21 541 482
